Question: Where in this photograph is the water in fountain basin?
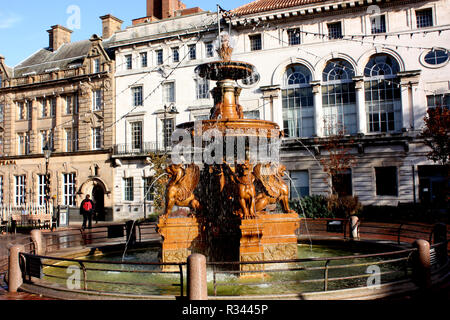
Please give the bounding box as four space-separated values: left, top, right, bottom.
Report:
42 243 405 296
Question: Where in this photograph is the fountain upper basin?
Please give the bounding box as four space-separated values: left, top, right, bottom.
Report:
195 61 254 81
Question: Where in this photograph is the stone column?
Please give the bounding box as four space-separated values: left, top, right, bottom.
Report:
353 76 366 134
30 98 39 154
8 245 24 293
412 239 431 290
78 82 93 151
311 81 323 137
4 93 15 156
349 215 359 240
398 71 420 132
260 85 281 124
187 254 208 300
400 82 411 131
30 229 45 256
54 94 63 152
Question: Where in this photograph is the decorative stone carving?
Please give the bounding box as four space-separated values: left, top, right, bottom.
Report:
254 163 295 214
264 244 297 261
162 164 201 220
227 160 257 219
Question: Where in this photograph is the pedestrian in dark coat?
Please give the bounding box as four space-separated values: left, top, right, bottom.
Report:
80 195 95 230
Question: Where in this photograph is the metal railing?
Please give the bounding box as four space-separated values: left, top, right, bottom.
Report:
8 220 450 299
19 252 186 297
298 219 447 245
43 222 160 254
1 205 53 225
113 142 165 156
208 246 427 296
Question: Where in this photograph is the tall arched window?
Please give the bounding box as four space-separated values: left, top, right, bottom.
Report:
322 59 357 135
364 54 402 133
282 65 314 138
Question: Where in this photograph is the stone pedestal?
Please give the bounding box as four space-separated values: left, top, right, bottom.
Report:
240 219 265 276
157 216 203 271
240 213 301 277
158 213 301 275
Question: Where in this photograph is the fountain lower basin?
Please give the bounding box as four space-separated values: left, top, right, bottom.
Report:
41 240 405 297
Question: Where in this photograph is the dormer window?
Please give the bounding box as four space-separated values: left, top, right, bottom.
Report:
92 90 103 111
93 59 101 73
44 67 60 73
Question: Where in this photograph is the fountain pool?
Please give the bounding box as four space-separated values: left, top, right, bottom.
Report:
41 240 408 297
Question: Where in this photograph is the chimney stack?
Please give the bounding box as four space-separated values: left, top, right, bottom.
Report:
147 0 186 19
100 14 123 39
47 25 72 52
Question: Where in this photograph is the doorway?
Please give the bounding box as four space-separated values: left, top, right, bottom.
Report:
92 185 105 222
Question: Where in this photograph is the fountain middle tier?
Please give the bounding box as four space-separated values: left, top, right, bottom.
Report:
176 119 282 138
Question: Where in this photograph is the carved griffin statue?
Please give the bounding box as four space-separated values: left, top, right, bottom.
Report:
226 160 257 219
162 163 201 220
254 163 295 214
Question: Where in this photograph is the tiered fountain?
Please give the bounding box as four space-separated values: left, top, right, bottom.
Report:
157 34 300 274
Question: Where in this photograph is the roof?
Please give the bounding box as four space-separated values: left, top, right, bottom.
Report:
13 38 112 78
232 0 328 16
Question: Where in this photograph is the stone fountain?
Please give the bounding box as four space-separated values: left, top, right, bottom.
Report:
157 33 300 274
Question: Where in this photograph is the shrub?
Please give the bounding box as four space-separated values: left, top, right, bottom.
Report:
290 195 363 219
290 195 333 219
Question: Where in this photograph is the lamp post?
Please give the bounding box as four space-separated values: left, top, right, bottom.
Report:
163 103 179 153
43 143 52 217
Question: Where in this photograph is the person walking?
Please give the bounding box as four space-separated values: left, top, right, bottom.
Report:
80 195 95 230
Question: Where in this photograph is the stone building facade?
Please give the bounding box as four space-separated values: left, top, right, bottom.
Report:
108 0 449 220
0 17 121 222
2 0 446 222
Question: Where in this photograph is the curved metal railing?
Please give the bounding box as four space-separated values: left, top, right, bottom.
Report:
4 220 449 299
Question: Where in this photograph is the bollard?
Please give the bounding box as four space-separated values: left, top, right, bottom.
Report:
30 229 44 256
349 216 359 240
8 245 24 293
187 254 208 300
412 239 431 290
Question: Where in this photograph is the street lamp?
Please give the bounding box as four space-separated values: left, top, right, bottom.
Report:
163 103 179 153
43 142 52 217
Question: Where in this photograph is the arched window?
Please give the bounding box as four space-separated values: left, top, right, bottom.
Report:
364 54 402 133
322 59 357 135
282 65 314 138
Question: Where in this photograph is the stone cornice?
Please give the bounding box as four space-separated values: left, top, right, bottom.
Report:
0 71 110 93
231 0 432 26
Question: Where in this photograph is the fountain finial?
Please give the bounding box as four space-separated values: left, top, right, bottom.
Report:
217 32 233 62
